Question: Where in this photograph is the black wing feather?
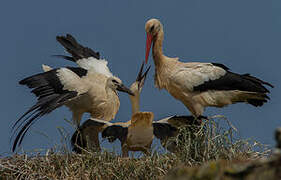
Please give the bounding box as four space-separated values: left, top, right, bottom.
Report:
193 63 273 107
194 69 273 94
56 34 100 61
153 123 178 140
52 55 75 62
71 129 82 153
166 115 201 126
71 119 107 153
211 63 230 71
12 68 82 152
102 125 128 143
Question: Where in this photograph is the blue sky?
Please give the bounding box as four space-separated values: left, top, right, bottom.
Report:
0 0 280 154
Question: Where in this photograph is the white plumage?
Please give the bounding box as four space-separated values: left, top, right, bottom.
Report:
171 63 226 91
76 57 113 77
56 68 89 94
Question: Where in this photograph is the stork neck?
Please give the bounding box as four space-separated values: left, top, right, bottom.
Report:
152 30 165 66
129 94 140 115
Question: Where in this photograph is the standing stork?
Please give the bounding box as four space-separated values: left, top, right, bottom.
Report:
11 35 134 152
144 18 273 118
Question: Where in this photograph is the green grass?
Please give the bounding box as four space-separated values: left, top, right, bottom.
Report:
1 116 278 180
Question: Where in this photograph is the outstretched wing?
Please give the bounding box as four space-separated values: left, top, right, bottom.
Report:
12 67 89 152
153 115 200 140
56 34 113 77
102 125 128 143
156 115 199 128
153 123 178 140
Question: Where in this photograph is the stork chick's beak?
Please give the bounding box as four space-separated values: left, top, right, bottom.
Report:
145 33 153 64
117 84 135 96
136 62 151 90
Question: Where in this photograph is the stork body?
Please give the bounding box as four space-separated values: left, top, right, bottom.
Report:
144 19 273 118
121 112 154 156
12 35 133 152
41 65 122 125
54 34 125 124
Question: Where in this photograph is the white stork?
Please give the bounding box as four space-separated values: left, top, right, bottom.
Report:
144 18 273 118
77 112 155 156
12 35 134 152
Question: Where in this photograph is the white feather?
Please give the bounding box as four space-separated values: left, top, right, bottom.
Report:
154 116 173 124
57 68 89 94
42 64 52 72
88 118 113 126
171 63 226 91
77 57 113 77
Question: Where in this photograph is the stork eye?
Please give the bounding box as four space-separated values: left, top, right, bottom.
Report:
112 79 118 83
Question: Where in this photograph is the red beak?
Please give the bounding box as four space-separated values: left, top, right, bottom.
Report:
145 33 153 64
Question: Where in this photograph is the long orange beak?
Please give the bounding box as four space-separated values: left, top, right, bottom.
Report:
145 33 153 64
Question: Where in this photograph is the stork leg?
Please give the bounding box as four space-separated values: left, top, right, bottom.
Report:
72 111 83 127
142 147 151 156
84 129 101 152
71 111 102 152
183 101 204 119
122 144 129 157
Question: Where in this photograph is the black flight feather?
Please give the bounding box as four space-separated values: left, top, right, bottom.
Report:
211 63 230 71
153 123 178 140
71 119 109 153
194 70 273 94
56 34 100 61
193 63 273 107
51 55 75 62
102 125 128 143
12 67 86 152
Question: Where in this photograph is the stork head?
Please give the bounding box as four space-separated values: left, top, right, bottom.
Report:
107 76 134 96
130 62 151 97
145 18 163 63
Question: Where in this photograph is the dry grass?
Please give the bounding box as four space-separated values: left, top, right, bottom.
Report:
0 151 179 179
1 116 277 180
